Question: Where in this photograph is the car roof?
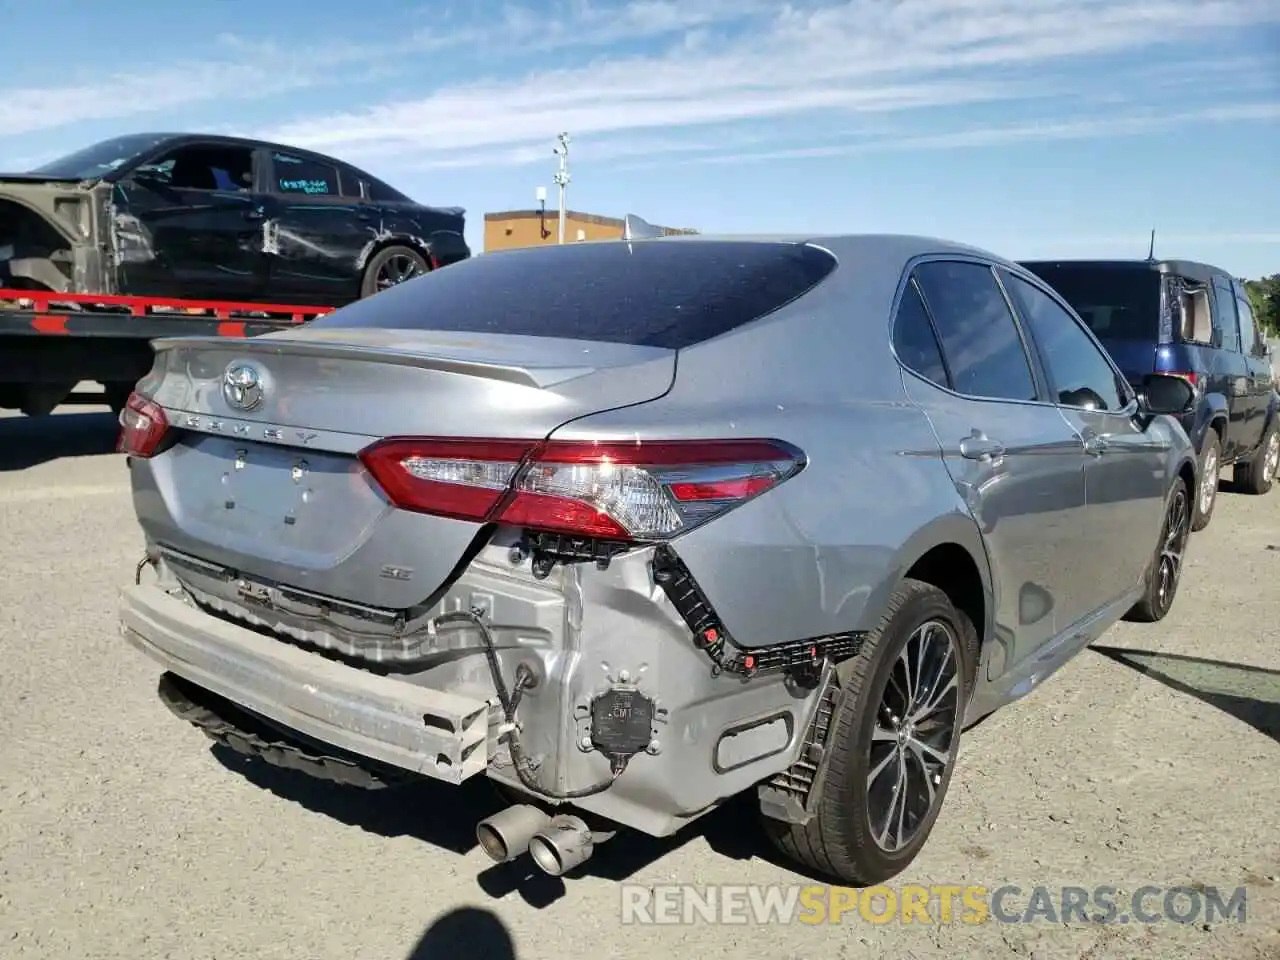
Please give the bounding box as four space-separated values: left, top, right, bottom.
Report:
1020 257 1233 286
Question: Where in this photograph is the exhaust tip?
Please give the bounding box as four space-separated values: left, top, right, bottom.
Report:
475 803 551 863
476 822 510 862
529 815 594 877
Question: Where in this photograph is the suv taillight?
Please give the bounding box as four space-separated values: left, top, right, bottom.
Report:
358 437 806 541
116 391 169 458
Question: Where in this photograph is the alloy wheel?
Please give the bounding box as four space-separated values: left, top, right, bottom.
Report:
1199 447 1218 516
1156 487 1190 612
866 619 961 853
376 254 424 290
1265 432 1280 483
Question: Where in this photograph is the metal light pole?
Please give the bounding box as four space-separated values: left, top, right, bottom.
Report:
552 132 571 245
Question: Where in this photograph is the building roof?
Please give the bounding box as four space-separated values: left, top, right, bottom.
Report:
484 209 698 235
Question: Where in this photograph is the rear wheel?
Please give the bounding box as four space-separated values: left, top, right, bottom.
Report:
360 245 429 298
762 578 977 885
1190 430 1221 531
1123 475 1191 623
1233 422 1279 496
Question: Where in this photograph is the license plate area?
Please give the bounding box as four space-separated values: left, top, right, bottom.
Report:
167 435 382 560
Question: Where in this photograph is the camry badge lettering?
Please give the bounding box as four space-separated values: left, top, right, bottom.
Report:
223 362 265 411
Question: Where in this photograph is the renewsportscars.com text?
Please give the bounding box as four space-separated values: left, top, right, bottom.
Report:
619 884 1248 926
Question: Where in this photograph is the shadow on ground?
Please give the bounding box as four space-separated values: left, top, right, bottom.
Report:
1091 644 1280 742
0 410 118 471
405 906 516 959
211 744 788 909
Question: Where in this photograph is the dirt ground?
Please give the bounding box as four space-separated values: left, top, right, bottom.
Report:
1 405 1277 960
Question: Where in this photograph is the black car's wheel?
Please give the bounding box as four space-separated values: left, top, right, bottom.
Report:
1123 475 1191 623
1233 421 1279 496
1190 430 1221 531
763 578 977 886
360 245 429 298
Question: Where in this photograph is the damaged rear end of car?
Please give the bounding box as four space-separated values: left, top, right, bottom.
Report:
117 237 852 874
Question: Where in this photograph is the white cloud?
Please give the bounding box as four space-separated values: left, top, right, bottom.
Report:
0 0 1276 167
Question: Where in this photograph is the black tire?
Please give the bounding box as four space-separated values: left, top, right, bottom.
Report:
1233 421 1279 496
762 578 978 885
1190 430 1221 531
359 245 429 298
1123 475 1191 623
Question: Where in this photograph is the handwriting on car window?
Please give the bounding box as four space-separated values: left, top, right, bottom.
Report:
280 178 331 195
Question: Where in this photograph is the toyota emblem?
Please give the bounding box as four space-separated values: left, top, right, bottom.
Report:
223 362 265 411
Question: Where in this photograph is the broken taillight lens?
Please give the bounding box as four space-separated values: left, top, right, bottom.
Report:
116 391 169 458
358 437 805 541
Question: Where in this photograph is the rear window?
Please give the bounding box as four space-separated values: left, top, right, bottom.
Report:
1019 264 1161 341
312 240 837 349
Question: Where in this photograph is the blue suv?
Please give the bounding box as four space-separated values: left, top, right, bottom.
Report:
1020 258 1278 530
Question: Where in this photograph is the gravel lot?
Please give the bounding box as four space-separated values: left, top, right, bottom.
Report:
1 403 1277 960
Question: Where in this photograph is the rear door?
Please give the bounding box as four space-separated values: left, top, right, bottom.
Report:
998 268 1168 596
893 257 1090 668
1231 279 1272 457
262 149 370 306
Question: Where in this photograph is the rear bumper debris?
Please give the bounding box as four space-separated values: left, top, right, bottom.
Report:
119 582 494 785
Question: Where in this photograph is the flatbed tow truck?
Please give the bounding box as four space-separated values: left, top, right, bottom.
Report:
0 288 333 417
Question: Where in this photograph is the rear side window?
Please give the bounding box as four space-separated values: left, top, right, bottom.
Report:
311 240 838 349
272 151 339 197
892 279 950 388
1022 264 1162 341
913 260 1038 402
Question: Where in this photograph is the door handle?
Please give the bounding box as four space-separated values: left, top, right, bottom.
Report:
959 435 1006 461
244 207 265 221
1083 433 1109 456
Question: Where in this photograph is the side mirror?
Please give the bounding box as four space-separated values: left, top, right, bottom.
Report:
1138 374 1196 417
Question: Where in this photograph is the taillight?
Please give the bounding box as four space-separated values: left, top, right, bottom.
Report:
115 391 169 458
358 437 805 541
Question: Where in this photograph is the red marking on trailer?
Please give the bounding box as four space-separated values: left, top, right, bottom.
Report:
32 314 69 334
217 321 248 338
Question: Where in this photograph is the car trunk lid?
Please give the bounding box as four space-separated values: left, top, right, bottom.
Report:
133 329 675 611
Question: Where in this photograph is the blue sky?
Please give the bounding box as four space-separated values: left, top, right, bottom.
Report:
1 0 1278 276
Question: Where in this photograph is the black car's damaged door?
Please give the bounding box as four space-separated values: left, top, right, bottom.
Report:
114 142 270 302
260 149 373 307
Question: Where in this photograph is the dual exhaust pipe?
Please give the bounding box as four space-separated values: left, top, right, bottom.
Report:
476 803 596 876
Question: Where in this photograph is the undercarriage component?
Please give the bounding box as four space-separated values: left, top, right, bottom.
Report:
155 670 419 789
589 686 657 770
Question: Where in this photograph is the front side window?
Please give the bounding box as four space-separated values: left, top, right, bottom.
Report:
271 152 339 197
1235 287 1260 354
912 260 1038 402
1002 271 1126 411
134 144 254 192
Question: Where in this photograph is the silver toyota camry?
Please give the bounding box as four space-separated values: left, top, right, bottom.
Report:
117 233 1199 885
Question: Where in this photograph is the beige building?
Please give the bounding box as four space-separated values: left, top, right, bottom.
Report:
483 209 697 252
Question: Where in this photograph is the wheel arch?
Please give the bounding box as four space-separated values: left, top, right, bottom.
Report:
860 512 995 660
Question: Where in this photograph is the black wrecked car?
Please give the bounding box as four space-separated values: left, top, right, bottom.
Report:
0 132 470 306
